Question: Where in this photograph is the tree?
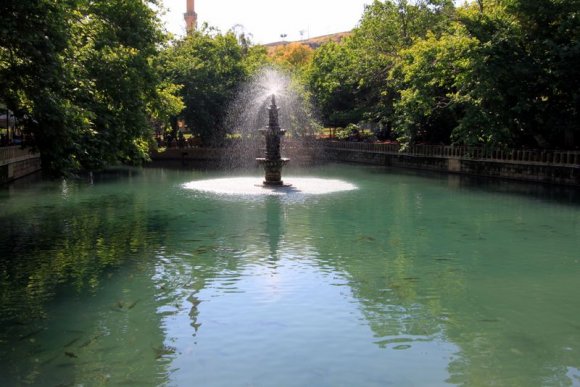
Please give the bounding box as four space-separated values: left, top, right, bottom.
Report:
160 28 248 145
390 26 489 145
390 0 580 148
0 0 181 173
499 0 580 148
306 41 364 126
270 43 314 71
306 0 456 129
0 0 80 172
71 0 181 168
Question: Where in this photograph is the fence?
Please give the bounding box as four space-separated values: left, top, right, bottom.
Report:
0 146 35 166
323 141 580 166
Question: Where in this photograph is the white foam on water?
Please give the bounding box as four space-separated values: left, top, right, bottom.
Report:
183 177 357 196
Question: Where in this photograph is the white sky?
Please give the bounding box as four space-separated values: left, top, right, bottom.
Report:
159 0 371 44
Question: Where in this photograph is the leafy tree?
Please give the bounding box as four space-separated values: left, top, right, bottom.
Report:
0 0 80 172
72 0 179 168
306 0 456 129
241 45 270 76
306 41 363 126
392 0 580 148
0 0 181 174
160 28 249 145
269 43 314 71
498 0 580 148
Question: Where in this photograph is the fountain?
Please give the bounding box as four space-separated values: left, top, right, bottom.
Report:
256 95 290 187
183 68 357 198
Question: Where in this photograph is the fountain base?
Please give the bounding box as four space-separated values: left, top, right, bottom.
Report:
257 158 290 186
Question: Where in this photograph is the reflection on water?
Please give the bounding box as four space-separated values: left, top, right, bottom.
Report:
0 164 579 386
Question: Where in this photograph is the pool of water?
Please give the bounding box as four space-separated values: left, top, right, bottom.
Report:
1 164 579 386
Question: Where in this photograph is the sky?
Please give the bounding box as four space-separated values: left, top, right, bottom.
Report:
159 0 371 44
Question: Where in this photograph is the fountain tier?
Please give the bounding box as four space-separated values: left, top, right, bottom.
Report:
257 95 289 186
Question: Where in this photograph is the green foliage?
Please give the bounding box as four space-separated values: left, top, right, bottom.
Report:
160 28 256 145
243 45 271 75
306 0 456 129
306 42 364 126
0 0 182 174
391 26 495 145
305 0 580 148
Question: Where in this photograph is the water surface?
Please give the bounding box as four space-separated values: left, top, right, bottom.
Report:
1 164 579 386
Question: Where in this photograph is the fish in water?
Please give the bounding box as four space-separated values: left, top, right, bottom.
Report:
64 337 81 348
79 332 105 348
64 351 78 359
112 299 141 311
152 345 176 359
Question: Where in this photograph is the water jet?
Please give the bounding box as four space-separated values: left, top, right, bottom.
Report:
184 68 356 198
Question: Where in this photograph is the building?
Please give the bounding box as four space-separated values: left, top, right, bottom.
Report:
184 0 197 33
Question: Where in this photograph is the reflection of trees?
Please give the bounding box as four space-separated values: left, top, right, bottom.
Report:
302 174 580 385
305 181 457 342
0 184 171 385
0 193 161 323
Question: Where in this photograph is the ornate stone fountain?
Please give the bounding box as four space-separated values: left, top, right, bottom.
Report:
257 95 289 186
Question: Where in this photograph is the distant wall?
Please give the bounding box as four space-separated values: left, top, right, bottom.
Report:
0 146 41 184
148 142 580 186
323 142 580 187
150 148 223 161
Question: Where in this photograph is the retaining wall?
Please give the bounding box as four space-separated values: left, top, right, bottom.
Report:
0 146 41 184
324 142 580 187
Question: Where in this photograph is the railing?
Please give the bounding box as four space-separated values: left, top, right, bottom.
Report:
323 141 580 166
0 146 37 165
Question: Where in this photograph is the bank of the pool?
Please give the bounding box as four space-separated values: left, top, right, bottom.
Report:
323 141 580 187
0 146 41 185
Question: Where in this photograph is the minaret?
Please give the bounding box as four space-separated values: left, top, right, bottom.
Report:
184 0 197 33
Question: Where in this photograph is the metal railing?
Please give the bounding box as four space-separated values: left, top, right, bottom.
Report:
0 146 37 165
323 141 580 166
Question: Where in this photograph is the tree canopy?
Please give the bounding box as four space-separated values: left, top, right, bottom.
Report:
305 0 580 149
0 0 182 174
158 27 269 145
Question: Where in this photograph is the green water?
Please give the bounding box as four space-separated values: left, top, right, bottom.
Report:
1 164 579 386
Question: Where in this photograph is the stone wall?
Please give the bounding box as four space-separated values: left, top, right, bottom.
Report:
0 147 42 184
325 147 580 187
